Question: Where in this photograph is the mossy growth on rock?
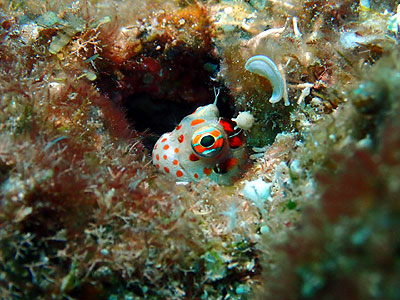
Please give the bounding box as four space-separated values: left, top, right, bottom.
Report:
1 0 400 299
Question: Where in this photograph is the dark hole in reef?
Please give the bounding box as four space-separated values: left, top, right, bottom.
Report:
122 86 236 149
95 44 236 150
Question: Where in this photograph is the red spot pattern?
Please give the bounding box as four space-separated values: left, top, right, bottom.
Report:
174 148 179 153
219 118 244 148
194 173 199 179
189 154 199 161
164 167 170 173
190 119 205 126
163 145 169 150
176 170 183 177
161 138 167 143
223 158 238 172
219 119 235 133
178 135 184 143
213 158 238 174
228 136 243 148
173 159 179 165
203 167 212 176
176 125 182 130
156 154 160 160
163 155 167 160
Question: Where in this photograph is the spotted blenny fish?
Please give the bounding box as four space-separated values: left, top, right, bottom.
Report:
152 96 248 185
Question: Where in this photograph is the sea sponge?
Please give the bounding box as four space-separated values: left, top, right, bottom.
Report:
232 111 255 131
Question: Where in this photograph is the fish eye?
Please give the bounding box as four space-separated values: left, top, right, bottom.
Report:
191 126 224 157
200 135 215 147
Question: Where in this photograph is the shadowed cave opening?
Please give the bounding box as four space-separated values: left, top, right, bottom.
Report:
122 86 236 149
96 46 237 150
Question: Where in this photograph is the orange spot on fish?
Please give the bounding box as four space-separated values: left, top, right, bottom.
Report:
210 128 221 138
174 148 179 153
203 167 212 176
156 154 160 160
176 170 183 177
225 158 238 171
176 125 182 130
156 164 160 168
173 159 179 165
189 154 199 161
164 167 170 173
163 155 167 160
219 118 244 149
214 158 238 174
229 136 243 148
192 134 201 145
163 145 169 150
214 138 224 149
219 119 236 133
191 119 205 126
161 138 167 143
154 144 158 149
178 135 184 143
193 144 203 154
194 173 199 179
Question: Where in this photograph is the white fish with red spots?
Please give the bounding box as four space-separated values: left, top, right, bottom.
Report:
152 101 248 185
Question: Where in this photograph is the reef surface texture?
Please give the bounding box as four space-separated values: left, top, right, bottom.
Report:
0 0 400 299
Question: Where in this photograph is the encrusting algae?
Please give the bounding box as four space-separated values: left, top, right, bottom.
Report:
0 0 400 299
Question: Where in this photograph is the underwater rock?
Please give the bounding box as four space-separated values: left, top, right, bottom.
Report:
242 178 272 204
